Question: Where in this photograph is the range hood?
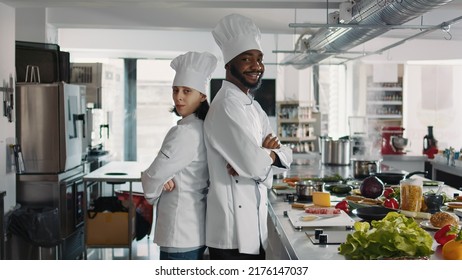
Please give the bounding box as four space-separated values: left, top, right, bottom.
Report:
281 0 455 69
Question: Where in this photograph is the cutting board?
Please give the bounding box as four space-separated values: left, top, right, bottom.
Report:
287 209 355 228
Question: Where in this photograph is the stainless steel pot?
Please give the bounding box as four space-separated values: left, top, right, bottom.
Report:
320 138 351 165
351 159 381 179
295 180 324 200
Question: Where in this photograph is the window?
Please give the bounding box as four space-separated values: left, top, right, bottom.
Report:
137 59 179 166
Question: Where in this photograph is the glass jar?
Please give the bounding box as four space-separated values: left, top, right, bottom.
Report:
400 179 423 212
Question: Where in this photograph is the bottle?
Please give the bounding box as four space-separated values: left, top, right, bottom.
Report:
423 126 438 159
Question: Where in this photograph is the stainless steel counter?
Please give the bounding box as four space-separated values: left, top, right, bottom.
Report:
266 158 462 260
381 154 428 172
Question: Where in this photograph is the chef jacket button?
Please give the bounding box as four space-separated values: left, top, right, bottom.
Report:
239 205 242 208
235 180 238 183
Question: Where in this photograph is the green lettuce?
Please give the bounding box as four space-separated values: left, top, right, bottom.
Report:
338 212 434 259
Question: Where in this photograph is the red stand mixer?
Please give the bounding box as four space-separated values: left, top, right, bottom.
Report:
381 126 408 155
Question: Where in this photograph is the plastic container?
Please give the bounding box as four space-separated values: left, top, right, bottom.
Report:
400 179 423 212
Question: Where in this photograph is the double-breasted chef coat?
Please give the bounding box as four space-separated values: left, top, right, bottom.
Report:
141 114 209 249
204 80 293 255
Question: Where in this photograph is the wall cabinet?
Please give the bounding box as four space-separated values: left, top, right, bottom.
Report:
276 101 319 153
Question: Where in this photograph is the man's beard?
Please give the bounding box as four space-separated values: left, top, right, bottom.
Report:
230 64 263 93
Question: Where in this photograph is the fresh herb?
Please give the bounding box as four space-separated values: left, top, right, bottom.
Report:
338 212 434 259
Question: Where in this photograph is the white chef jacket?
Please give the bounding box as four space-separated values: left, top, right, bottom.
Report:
141 114 209 248
204 80 292 255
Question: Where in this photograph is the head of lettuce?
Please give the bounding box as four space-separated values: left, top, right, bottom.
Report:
339 212 434 260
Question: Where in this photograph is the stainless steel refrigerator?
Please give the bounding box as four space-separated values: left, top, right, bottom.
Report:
16 82 86 174
11 82 87 259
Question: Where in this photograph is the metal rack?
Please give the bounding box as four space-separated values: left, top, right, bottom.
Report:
83 161 144 260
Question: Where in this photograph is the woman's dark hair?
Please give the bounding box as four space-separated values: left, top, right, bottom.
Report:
195 100 210 120
170 100 210 120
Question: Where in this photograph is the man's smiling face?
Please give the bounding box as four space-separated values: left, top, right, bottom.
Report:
227 49 264 93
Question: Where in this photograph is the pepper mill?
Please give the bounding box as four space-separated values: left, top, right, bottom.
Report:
423 126 438 159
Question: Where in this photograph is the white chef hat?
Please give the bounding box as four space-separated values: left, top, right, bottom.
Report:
171 51 218 94
212 14 263 64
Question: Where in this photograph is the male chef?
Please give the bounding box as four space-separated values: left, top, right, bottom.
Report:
204 14 293 260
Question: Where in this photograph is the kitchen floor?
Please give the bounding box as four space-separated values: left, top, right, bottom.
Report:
86 231 161 260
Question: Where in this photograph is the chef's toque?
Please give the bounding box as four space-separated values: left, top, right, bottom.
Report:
171 51 218 94
212 14 263 64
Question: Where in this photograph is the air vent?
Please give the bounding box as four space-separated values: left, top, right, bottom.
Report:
70 63 103 87
71 66 93 84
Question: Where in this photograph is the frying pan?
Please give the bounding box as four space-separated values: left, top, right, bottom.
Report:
353 206 397 221
373 171 428 185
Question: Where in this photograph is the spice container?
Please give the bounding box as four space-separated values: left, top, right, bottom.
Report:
400 178 423 212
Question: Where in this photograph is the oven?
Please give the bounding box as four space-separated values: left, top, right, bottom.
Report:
9 165 86 259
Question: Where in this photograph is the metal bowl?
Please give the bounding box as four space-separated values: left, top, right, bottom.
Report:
391 136 408 150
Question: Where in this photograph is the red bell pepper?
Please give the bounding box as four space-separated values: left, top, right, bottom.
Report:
383 198 399 209
434 224 457 246
335 200 349 213
383 187 394 199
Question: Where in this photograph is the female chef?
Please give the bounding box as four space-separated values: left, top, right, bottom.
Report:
141 51 217 260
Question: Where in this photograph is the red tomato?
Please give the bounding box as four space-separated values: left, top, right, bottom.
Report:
384 197 399 209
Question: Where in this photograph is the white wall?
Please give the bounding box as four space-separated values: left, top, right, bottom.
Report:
15 7 55 43
0 3 17 213
404 62 462 154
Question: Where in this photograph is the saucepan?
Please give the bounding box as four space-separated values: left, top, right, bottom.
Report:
372 171 428 185
295 180 324 201
351 159 382 179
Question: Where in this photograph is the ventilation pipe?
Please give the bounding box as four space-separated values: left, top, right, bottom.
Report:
282 0 454 69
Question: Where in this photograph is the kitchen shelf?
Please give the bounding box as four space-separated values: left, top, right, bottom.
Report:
362 63 404 134
367 115 403 119
367 101 402 105
279 118 317 124
367 87 403 91
276 101 320 153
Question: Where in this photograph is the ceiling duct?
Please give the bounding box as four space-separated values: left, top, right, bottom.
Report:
281 0 455 69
